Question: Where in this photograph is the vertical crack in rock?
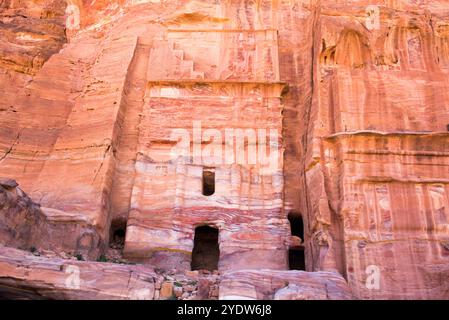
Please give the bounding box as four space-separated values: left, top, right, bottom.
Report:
0 131 21 162
92 144 112 184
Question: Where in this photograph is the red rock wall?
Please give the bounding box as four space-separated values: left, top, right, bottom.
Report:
0 0 67 75
0 0 448 299
304 1 449 299
0 179 99 258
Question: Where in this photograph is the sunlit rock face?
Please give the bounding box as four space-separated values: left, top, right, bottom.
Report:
0 0 67 75
0 0 448 300
309 1 449 299
219 270 353 300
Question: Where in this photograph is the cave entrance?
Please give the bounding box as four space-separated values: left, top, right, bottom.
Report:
191 226 219 271
288 248 305 270
109 219 127 250
288 213 305 270
202 168 215 196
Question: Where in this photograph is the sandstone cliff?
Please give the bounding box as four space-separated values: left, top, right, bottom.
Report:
0 0 448 300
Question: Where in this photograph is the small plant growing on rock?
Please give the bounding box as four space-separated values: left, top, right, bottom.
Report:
97 255 108 262
75 254 84 261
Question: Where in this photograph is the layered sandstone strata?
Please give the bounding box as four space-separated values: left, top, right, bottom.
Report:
304 1 449 299
0 0 67 75
0 0 448 300
0 245 351 300
219 269 353 300
0 246 157 300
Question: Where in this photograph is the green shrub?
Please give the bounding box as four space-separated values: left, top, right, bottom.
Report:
97 255 108 262
75 254 84 261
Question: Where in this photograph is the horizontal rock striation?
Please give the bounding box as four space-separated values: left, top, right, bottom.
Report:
0 246 156 300
0 245 349 300
0 0 448 300
0 0 67 75
303 1 449 299
219 269 353 300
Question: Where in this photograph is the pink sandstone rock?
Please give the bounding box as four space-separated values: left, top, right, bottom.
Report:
0 246 156 300
0 0 448 300
219 270 353 300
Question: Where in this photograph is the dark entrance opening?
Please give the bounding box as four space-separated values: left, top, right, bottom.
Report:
288 213 305 270
109 219 127 250
191 226 219 271
288 248 306 270
202 168 215 196
288 212 304 238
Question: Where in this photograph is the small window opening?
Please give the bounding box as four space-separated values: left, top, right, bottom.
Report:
288 213 305 270
202 168 215 196
191 226 219 271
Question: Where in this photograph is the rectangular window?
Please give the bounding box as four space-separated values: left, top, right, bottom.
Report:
202 168 215 196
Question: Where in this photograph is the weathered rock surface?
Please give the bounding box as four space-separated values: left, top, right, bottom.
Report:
0 0 448 300
219 270 353 300
0 245 348 300
0 0 67 75
0 246 156 300
304 1 449 299
0 179 100 259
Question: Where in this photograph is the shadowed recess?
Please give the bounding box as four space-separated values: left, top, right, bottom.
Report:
288 213 305 270
191 226 219 271
202 168 215 196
